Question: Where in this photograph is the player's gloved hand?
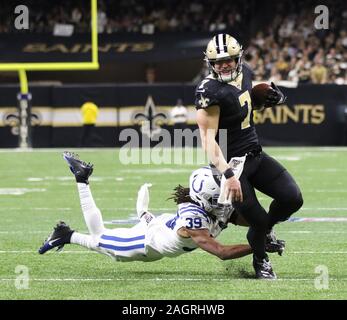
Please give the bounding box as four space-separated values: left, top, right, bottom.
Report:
265 82 287 107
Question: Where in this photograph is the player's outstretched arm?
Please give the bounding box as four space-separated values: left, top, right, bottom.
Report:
196 106 229 173
136 183 152 217
186 228 252 260
196 107 243 203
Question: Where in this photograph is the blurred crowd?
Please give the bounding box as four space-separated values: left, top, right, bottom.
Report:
0 0 346 84
245 1 347 85
0 0 250 35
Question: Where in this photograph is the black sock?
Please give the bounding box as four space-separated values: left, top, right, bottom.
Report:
247 227 267 260
75 177 89 184
64 230 74 244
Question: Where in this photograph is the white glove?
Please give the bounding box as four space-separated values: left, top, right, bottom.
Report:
218 156 246 205
217 175 232 206
136 183 152 217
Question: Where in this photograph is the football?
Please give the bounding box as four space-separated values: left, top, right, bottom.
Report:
251 83 271 109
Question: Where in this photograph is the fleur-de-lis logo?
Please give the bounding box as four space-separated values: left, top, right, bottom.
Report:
198 95 210 108
132 95 168 139
3 111 42 135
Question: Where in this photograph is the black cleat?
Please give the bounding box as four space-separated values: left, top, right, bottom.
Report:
265 229 286 256
38 221 74 254
253 255 277 280
266 241 285 256
63 151 93 184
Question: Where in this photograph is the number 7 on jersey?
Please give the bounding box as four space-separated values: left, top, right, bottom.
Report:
239 90 252 130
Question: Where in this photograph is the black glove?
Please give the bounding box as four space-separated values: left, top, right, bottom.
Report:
264 82 287 107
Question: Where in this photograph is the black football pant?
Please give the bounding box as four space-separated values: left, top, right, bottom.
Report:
233 152 303 259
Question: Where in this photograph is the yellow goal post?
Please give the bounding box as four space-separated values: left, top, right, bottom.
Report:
0 0 99 147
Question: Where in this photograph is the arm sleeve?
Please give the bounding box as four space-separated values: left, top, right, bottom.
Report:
136 183 152 216
195 80 220 110
195 92 219 110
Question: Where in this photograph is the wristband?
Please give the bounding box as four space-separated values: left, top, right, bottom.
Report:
223 167 234 179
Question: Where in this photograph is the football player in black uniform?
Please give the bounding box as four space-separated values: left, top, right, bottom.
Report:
195 34 303 279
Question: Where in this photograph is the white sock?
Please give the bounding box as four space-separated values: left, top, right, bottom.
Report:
77 183 105 236
70 232 98 250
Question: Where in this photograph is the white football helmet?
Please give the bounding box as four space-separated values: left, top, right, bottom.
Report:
204 33 243 83
189 167 220 212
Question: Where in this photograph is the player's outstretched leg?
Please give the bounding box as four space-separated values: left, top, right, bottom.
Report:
38 221 74 254
63 151 105 237
63 151 93 184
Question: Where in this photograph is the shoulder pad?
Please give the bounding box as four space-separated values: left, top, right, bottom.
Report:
195 78 222 110
242 63 254 79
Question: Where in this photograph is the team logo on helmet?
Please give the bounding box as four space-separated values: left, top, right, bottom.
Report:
189 167 220 212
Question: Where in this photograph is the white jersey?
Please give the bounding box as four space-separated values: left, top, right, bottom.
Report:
146 203 224 258
96 203 228 262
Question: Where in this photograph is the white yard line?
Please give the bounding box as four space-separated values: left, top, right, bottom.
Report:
0 250 346 255
196 251 347 255
288 217 347 222
273 156 301 161
2 230 346 235
281 231 347 234
0 208 73 211
300 208 347 211
0 188 46 195
0 207 173 211
0 250 96 254
0 277 345 282
0 148 116 153
0 231 49 234
0 147 346 153
306 190 347 193
26 176 130 182
1 207 346 212
291 251 347 254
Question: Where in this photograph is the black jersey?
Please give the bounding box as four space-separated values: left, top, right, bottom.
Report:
195 64 260 159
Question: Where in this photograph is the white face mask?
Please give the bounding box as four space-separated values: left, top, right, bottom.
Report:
217 70 238 82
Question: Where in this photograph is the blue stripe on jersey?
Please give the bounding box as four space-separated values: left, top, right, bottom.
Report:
179 204 207 213
100 234 145 242
179 206 208 217
165 211 180 229
179 204 206 212
180 208 209 218
98 243 145 251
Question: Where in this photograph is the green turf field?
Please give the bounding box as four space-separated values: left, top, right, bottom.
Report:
0 147 346 300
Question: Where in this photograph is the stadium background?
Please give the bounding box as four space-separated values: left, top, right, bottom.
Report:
0 0 347 148
0 0 346 301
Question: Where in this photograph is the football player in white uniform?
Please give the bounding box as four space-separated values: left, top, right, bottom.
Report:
38 152 253 262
